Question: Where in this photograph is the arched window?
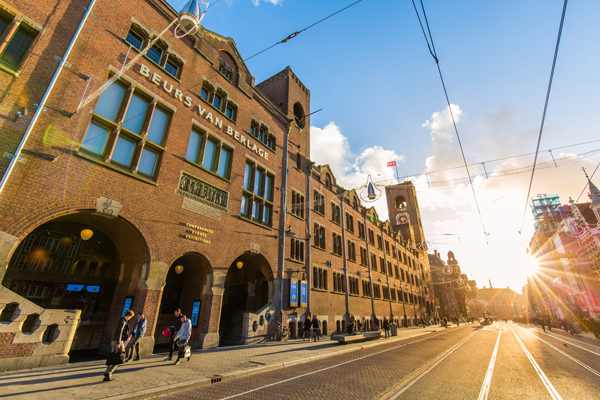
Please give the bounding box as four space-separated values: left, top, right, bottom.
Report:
325 174 332 190
395 196 407 209
293 102 305 128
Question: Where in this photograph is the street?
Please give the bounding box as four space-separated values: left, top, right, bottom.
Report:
156 323 600 400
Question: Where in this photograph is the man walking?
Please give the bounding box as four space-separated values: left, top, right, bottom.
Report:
126 312 146 362
103 310 134 382
165 309 184 361
172 315 192 365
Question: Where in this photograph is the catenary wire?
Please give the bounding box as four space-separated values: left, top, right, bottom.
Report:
412 0 489 243
519 0 569 233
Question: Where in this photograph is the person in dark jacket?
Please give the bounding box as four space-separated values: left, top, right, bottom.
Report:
125 312 146 362
383 317 390 339
312 315 320 341
165 309 184 361
103 310 134 381
302 316 312 341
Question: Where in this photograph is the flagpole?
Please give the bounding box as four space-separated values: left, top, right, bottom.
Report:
395 164 399 184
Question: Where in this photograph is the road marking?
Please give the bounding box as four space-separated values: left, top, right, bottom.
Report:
525 326 600 356
517 326 600 378
477 322 502 400
508 325 563 400
386 330 479 399
218 329 456 400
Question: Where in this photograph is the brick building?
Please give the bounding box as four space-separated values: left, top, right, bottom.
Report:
0 0 434 371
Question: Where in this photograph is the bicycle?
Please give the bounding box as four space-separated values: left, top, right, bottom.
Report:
270 321 290 342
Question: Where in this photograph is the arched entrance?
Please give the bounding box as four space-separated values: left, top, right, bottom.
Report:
219 253 271 345
156 253 211 347
1 211 148 355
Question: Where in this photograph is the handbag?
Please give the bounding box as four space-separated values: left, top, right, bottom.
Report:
106 351 125 366
163 326 173 338
177 343 191 359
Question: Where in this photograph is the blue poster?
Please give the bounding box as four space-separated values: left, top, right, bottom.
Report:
191 300 201 327
290 279 298 307
121 297 133 317
300 280 307 306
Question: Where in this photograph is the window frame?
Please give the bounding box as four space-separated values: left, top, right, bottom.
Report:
79 78 170 181
241 160 274 227
291 190 305 219
290 237 305 262
0 10 40 73
185 128 233 180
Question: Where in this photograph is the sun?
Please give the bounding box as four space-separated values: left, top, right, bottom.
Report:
522 255 540 277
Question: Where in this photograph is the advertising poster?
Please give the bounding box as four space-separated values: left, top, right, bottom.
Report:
191 300 201 327
290 278 298 307
300 280 307 306
121 297 133 317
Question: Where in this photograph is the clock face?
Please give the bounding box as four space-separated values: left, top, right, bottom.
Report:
396 213 409 224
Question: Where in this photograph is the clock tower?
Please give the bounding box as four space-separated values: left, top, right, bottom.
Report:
385 181 425 247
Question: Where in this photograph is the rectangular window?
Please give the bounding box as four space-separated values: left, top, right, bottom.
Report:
333 271 345 293
331 203 341 225
313 190 325 215
291 190 304 219
359 247 367 266
394 265 400 279
380 257 385 273
358 221 365 240
391 289 397 301
80 79 169 180
225 103 237 121
332 233 342 256
125 28 144 50
382 286 390 300
313 266 327 290
241 160 274 226
165 56 181 78
146 43 163 65
362 280 371 297
368 229 375 245
313 224 325 249
387 261 393 276
290 238 305 262
371 253 377 272
0 10 39 71
347 241 356 262
185 129 233 180
213 92 224 111
345 212 354 233
200 83 213 102
377 235 383 250
373 284 381 299
385 241 390 255
349 277 359 296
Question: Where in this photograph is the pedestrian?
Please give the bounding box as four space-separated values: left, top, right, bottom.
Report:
312 315 320 341
172 315 192 365
383 317 390 339
103 310 134 382
302 316 312 341
348 314 356 335
356 317 363 333
125 312 146 362
165 308 184 361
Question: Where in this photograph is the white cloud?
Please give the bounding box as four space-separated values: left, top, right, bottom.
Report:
310 105 599 294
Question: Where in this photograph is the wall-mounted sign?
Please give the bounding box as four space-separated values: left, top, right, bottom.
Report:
66 284 84 292
300 280 307 307
191 300 201 327
183 222 213 245
177 171 228 211
121 297 134 318
290 278 298 307
96 197 122 217
138 63 270 161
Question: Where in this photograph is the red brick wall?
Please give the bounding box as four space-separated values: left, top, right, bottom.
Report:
0 333 34 358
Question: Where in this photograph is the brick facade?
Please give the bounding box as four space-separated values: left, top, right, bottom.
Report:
0 0 435 371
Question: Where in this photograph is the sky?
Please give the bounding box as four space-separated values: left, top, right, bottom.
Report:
169 0 600 293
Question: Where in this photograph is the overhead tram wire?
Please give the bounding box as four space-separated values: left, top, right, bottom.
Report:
519 0 569 234
411 0 489 243
244 0 365 62
79 0 364 147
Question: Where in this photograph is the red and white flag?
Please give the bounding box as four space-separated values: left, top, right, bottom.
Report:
387 160 396 167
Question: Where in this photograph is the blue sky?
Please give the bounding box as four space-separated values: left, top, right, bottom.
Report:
169 0 600 292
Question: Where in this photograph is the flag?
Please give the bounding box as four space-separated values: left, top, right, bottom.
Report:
387 160 396 167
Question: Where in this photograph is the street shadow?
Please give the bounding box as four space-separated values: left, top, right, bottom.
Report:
0 379 103 398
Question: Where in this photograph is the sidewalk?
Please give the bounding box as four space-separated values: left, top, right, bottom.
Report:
0 325 453 400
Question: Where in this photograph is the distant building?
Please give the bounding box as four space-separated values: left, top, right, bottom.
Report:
477 284 521 318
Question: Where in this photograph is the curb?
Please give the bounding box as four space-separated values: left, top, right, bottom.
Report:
105 326 454 399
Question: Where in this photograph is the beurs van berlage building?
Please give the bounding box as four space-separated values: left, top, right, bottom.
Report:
0 0 435 371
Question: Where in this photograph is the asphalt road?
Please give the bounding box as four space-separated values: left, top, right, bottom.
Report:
155 322 600 399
